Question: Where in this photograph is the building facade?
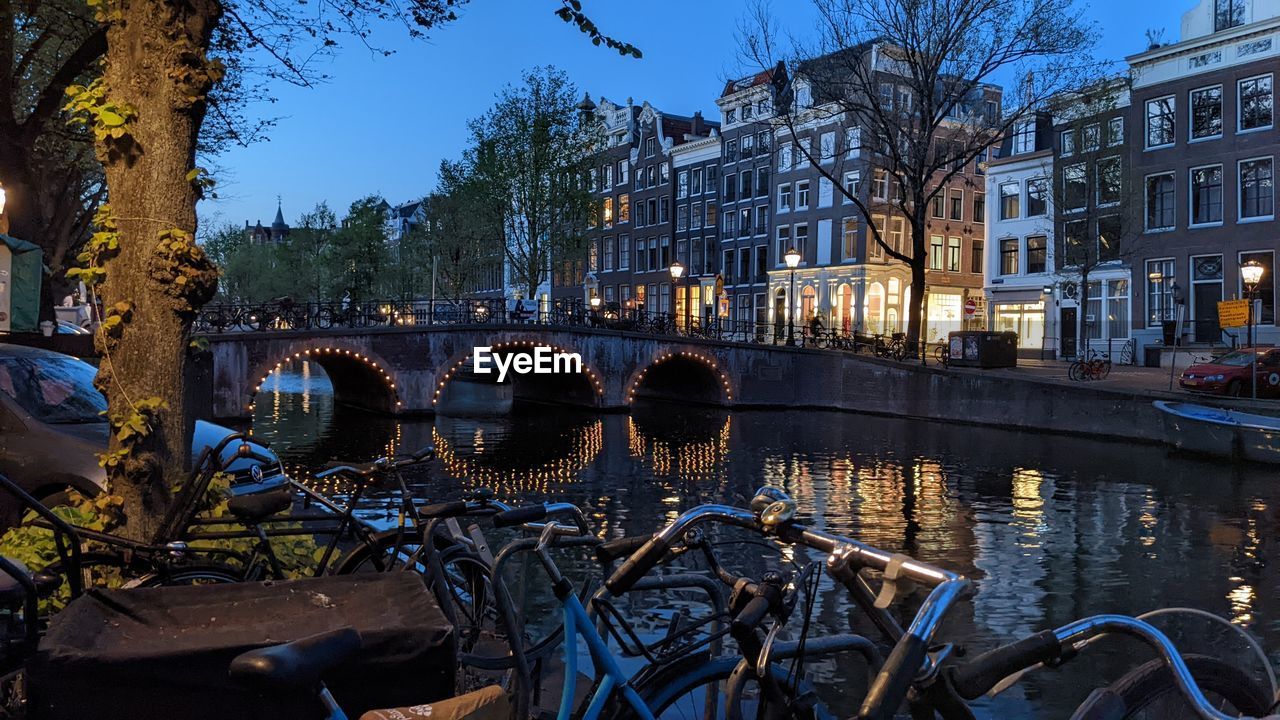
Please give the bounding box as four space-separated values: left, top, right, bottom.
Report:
985 113 1058 357
670 132 722 327
1126 0 1279 358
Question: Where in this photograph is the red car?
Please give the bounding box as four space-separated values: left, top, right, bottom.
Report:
1179 347 1280 398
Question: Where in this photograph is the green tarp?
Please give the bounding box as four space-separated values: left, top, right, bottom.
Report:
1 234 43 332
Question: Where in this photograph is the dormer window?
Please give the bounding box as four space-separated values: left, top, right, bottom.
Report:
726 109 737 124
1214 0 1245 32
742 104 754 119
1011 119 1035 154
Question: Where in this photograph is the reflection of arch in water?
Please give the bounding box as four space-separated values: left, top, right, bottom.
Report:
432 340 605 410
431 419 603 496
627 413 731 479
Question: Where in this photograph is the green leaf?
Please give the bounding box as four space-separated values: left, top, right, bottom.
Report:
99 110 126 127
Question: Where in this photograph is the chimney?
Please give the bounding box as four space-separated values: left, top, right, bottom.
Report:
692 111 704 135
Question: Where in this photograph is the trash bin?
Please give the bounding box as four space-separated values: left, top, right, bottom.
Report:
947 331 1017 368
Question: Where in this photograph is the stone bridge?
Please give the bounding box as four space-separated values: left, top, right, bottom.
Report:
207 323 811 418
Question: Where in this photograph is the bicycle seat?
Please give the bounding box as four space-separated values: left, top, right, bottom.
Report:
359 685 508 720
229 627 362 691
226 486 294 523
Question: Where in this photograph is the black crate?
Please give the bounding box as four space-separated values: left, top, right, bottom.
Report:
29 573 454 720
947 331 1018 368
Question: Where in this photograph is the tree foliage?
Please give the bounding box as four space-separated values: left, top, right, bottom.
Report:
465 65 599 299
422 159 504 300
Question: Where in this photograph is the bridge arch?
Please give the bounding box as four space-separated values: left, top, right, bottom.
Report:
432 339 605 412
626 349 733 407
247 345 402 415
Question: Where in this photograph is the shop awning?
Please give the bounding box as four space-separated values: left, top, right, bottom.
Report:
988 288 1046 304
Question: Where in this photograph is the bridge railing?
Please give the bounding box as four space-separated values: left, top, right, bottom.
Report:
193 299 916 356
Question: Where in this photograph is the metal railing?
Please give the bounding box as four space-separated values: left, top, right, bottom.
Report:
192 298 926 358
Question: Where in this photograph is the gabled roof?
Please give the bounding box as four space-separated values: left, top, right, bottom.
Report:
721 62 786 98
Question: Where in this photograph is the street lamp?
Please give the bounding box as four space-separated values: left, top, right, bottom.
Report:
0 182 8 235
589 295 601 311
784 246 801 346
669 261 686 330
1242 259 1265 399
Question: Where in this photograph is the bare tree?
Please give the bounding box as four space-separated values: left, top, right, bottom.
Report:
740 0 1102 352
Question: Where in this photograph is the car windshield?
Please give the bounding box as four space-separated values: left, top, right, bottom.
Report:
0 356 107 424
1211 350 1260 367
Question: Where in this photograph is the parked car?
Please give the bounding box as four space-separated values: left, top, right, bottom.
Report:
56 320 90 335
1179 347 1280 398
0 344 287 515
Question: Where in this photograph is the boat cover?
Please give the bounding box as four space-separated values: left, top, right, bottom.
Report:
27 573 454 720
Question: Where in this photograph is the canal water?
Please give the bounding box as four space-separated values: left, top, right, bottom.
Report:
247 361 1280 717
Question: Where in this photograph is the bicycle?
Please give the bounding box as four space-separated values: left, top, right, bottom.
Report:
1070 349 1112 381
871 333 906 361
602 487 1275 720
933 343 951 367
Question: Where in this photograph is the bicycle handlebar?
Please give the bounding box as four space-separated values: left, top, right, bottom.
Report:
314 446 435 481
948 629 1061 700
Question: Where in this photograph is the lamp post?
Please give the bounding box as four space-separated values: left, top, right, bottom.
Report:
784 247 801 346
669 260 686 332
0 183 8 235
1241 259 1265 399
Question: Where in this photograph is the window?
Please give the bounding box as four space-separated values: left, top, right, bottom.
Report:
724 174 737 202
603 236 615 272
797 138 812 169
1190 165 1223 225
845 127 861 158
725 109 736 124
1107 117 1124 146
706 202 718 227
690 202 702 230
1146 258 1175 327
1063 164 1087 211
872 169 889 200
635 238 646 272
999 182 1020 220
619 234 629 269
929 235 944 270
890 218 904 254
1240 250 1276 324
645 137 656 157
660 236 670 267
659 163 670 185
947 237 961 272
1012 119 1035 154
1060 129 1076 156
1000 238 1019 275
1146 172 1176 230
677 205 689 232
756 168 770 197
757 131 771 154
692 168 703 195
820 132 835 162
1026 177 1048 216
949 189 963 221
741 134 754 158
1146 97 1176 148
1098 214 1121 262
706 165 717 191
1240 158 1274 219
779 144 792 172
723 250 734 283
1190 86 1224 141
738 207 752 237
1026 236 1047 274
1083 123 1100 151
755 245 767 282
649 237 658 270
659 197 670 224
775 226 790 263
1239 75 1274 132
738 247 750 280
677 171 689 199
971 240 984 274
618 194 630 224
647 165 656 187
1105 279 1130 340
722 211 735 239
1062 219 1088 267
869 216 886 260
755 206 768 236
778 183 792 212
1215 0 1245 32
618 160 628 186
1097 157 1122 206
725 140 738 163
603 164 613 188
843 171 860 201
930 194 945 219
796 180 811 209
740 170 753 199
794 224 809 258
603 197 614 228
742 103 754 121
818 178 834 208
842 218 858 260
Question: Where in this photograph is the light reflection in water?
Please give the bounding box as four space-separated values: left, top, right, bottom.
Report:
244 362 1277 719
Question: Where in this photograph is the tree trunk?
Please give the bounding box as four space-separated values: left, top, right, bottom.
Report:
905 214 928 353
97 0 221 540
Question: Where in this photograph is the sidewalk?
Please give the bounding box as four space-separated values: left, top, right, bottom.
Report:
999 358 1183 394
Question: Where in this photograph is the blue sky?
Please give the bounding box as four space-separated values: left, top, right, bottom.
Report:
199 0 1192 232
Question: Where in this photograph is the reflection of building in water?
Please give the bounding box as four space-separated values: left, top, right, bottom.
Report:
431 420 603 496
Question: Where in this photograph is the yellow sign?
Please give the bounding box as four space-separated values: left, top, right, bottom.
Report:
1218 299 1250 329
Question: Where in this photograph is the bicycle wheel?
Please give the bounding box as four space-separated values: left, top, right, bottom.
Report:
608 655 834 720
333 528 434 575
1099 361 1112 380
1068 654 1272 720
130 564 244 588
1069 361 1085 381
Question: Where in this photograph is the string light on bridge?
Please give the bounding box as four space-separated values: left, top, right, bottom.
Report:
625 350 733 404
246 345 402 413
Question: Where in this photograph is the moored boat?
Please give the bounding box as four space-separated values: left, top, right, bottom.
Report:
1152 400 1280 464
